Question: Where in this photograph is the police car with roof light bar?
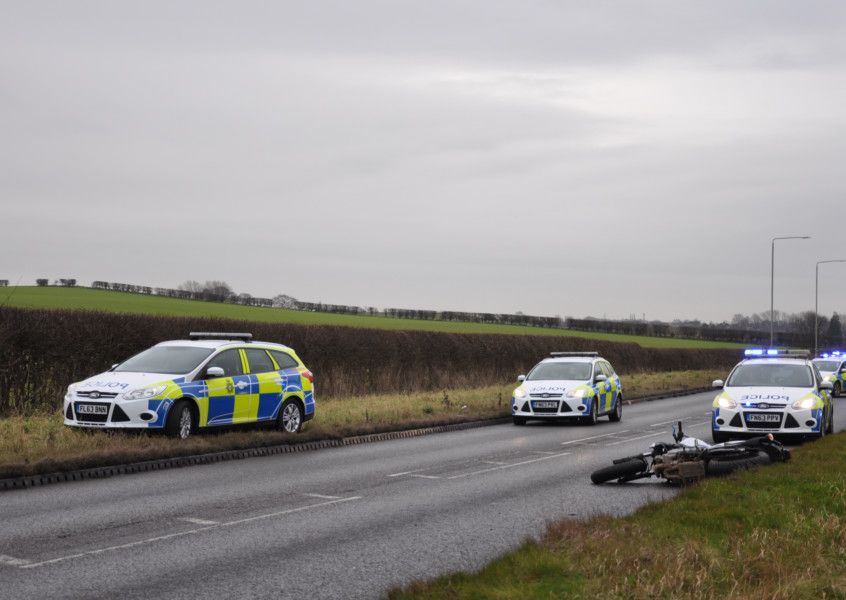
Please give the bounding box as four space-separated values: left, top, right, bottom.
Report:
63 333 315 439
711 349 834 443
512 352 623 426
813 351 846 397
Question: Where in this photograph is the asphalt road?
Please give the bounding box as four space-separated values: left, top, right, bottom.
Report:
2 392 844 599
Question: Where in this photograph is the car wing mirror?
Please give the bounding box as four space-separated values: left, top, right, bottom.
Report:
712 379 724 388
206 366 225 378
517 374 526 382
820 381 834 391
110 363 119 371
594 374 607 383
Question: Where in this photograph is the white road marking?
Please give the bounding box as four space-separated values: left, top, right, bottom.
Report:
19 496 362 570
606 432 666 446
178 517 219 526
530 451 555 455
560 431 630 446
447 451 572 480
409 474 441 479
303 493 342 500
0 555 31 567
686 420 712 427
481 460 508 465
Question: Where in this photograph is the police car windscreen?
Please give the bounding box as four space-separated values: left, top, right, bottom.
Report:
528 362 592 381
727 364 813 388
814 361 839 372
114 346 214 374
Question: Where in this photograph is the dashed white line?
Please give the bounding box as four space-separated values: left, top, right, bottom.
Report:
481 460 508 465
0 555 31 567
606 432 666 446
19 496 362 570
409 474 441 479
178 517 218 526
530 451 555 455
303 493 342 500
560 431 630 446
447 451 572 480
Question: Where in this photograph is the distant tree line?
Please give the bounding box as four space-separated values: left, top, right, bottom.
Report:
89 280 274 307
35 278 77 287
0 280 8 287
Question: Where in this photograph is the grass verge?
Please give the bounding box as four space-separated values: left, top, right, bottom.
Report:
0 370 722 479
0 286 743 349
389 434 846 600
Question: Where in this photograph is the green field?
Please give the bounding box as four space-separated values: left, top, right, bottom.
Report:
0 286 743 349
391 433 846 599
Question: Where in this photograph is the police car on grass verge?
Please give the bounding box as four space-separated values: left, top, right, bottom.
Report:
63 333 315 439
813 351 846 397
711 349 834 443
512 352 623 426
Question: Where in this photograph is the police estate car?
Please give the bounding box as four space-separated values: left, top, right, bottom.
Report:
63 333 315 439
512 352 622 425
711 349 833 442
813 351 846 397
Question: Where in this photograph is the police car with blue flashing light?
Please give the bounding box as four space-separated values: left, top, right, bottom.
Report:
813 351 846 397
512 352 623 426
63 333 315 439
711 349 834 443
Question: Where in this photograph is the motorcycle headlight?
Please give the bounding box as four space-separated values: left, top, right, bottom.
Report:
717 396 737 409
791 397 817 410
567 388 588 399
123 385 168 401
513 387 527 399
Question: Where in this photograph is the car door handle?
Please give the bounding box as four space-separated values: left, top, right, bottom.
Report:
235 381 249 390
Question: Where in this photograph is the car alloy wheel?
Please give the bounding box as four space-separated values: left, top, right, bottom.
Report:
178 407 192 439
282 402 302 433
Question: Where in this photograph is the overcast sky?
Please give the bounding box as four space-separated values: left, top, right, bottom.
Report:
2 1 845 322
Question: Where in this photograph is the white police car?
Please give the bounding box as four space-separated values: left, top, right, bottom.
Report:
813 351 846 397
711 349 834 442
512 352 623 426
63 333 315 439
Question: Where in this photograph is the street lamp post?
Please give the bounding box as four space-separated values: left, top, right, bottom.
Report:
770 236 811 346
815 259 846 357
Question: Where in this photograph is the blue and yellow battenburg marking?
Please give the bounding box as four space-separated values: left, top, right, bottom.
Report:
144 348 314 429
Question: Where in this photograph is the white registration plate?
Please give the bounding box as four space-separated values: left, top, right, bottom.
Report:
533 401 558 409
77 404 108 415
747 413 781 423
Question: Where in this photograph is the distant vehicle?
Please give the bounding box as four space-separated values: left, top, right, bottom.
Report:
63 333 315 439
711 349 833 443
511 352 622 426
813 351 846 397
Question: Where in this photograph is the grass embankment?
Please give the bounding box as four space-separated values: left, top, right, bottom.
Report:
0 370 721 479
0 286 742 349
391 436 846 600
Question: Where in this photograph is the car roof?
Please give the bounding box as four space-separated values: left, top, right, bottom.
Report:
156 339 295 352
541 356 600 364
740 358 811 366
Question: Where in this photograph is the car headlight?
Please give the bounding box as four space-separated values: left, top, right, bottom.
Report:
717 396 737 409
567 388 588 399
66 383 80 397
791 397 817 410
122 385 168 401
513 387 527 399
824 374 836 383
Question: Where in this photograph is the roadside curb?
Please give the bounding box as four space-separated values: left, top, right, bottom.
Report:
0 387 714 491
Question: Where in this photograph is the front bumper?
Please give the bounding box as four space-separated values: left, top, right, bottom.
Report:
63 395 173 429
712 406 824 436
512 396 591 418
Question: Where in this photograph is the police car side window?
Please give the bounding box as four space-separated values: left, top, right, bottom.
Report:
270 350 299 369
205 350 243 378
245 349 276 374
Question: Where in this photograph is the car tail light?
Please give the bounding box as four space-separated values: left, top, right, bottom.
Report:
302 370 314 384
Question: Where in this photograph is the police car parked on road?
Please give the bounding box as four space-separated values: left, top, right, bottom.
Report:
63 333 315 439
711 349 833 442
512 352 623 426
813 351 846 397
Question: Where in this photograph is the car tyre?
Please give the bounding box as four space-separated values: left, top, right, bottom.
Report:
164 400 195 440
826 407 834 434
512 416 527 426
609 396 622 422
834 382 841 398
277 398 304 433
584 398 598 426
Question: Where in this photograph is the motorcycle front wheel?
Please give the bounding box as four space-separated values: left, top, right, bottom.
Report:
590 458 647 484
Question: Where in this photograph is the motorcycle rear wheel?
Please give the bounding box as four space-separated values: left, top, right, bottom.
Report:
591 458 647 484
705 450 772 476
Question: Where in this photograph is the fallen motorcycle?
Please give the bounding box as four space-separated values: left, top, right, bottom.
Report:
590 421 791 485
